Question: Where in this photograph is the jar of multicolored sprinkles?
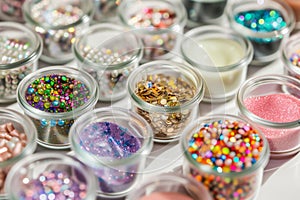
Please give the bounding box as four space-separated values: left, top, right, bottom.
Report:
17 66 99 149
0 22 42 103
181 114 270 200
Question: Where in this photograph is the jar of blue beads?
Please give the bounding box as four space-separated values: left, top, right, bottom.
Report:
227 0 295 65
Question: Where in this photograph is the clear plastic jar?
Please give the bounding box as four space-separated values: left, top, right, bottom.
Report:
0 22 42 103
282 32 300 80
181 114 270 200
118 0 187 62
126 173 212 200
181 25 253 103
237 74 300 157
227 0 295 65
127 60 204 143
23 0 94 64
0 0 25 22
4 152 98 200
73 23 143 102
69 107 153 198
17 66 99 149
0 108 37 198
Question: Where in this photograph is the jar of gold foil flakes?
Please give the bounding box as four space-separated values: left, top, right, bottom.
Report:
127 60 204 142
23 0 94 64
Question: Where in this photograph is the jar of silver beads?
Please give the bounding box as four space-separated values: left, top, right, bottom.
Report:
0 22 42 103
73 23 143 101
23 0 94 64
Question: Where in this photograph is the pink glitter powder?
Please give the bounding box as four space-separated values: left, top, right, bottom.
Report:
244 93 300 152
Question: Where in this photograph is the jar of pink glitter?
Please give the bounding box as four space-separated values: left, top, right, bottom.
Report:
237 74 300 157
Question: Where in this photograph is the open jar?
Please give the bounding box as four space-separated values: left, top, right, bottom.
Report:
181 114 270 200
227 0 295 65
17 66 99 149
118 0 187 62
237 74 300 157
127 60 204 143
69 107 153 198
181 25 253 103
23 0 94 64
4 152 98 200
73 23 143 102
0 108 37 198
0 22 42 103
0 0 25 22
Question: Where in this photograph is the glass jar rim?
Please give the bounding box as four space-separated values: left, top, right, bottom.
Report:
69 107 153 167
73 23 143 70
127 60 204 113
180 114 270 178
181 25 253 71
237 74 300 129
23 0 94 30
17 66 99 119
0 22 42 70
282 32 300 74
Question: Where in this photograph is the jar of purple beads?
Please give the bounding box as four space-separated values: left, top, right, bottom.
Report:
69 107 153 198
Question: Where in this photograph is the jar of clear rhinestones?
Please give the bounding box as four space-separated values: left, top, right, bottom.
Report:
73 23 143 101
127 60 204 142
118 0 187 62
0 22 42 103
4 152 98 199
0 0 25 22
17 66 99 149
23 0 94 64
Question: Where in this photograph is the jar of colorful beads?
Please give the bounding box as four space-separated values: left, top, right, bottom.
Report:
282 32 300 80
181 114 270 200
73 23 143 102
227 0 295 65
69 107 153 198
0 108 37 198
0 0 25 22
127 60 204 142
237 74 300 157
4 152 98 199
118 0 187 62
17 66 99 149
181 25 253 103
0 22 42 103
23 0 94 64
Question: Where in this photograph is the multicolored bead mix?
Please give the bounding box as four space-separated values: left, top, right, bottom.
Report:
20 170 87 200
0 0 25 21
135 74 195 139
289 49 300 68
80 121 141 193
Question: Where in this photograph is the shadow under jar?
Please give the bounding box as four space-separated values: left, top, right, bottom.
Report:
0 22 42 103
73 23 143 102
23 0 94 64
227 0 295 65
69 107 153 198
118 0 187 62
17 66 99 149
181 114 270 200
0 108 37 199
181 25 253 103
4 152 98 200
127 60 204 143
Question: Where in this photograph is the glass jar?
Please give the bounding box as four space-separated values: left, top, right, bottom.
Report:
181 114 270 200
0 108 37 199
69 107 153 198
73 23 143 102
126 173 212 200
127 60 204 143
118 0 187 62
282 32 300 80
17 66 99 149
93 0 121 22
0 22 42 103
4 152 98 200
227 0 295 65
23 0 94 64
181 25 253 103
0 0 25 22
237 74 300 157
